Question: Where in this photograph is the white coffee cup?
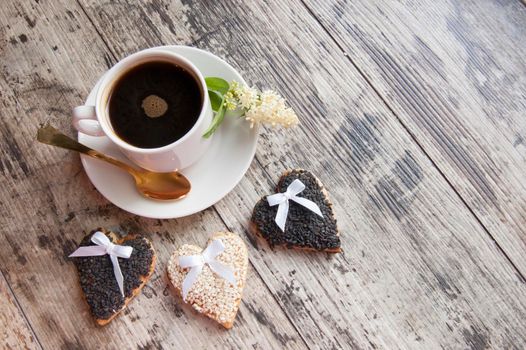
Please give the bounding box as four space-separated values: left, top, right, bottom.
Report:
73 49 212 172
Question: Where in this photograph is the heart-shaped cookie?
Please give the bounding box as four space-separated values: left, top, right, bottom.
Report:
250 169 341 253
71 228 156 326
167 232 248 329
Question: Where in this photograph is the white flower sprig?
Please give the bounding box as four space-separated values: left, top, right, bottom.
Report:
203 78 299 138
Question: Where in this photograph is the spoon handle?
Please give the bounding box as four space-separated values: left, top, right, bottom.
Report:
37 124 137 174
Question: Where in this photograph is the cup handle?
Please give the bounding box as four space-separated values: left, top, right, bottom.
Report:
72 106 105 136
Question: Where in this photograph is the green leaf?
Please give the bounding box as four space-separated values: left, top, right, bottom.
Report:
203 97 226 138
208 90 223 111
205 77 230 94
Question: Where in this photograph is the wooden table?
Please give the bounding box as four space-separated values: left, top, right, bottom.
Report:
2 0 526 349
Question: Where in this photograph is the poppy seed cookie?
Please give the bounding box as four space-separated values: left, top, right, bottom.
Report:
250 169 341 253
72 228 156 326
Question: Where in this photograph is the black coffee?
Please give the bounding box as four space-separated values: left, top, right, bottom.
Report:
109 61 202 148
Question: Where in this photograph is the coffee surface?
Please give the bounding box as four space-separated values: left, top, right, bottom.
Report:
109 61 202 148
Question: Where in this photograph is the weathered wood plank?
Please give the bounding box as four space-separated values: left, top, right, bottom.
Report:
302 0 526 276
76 0 526 348
0 1 305 349
0 270 41 350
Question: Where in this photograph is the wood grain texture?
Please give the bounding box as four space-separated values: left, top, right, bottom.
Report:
1 0 526 349
0 270 40 350
301 0 526 276
0 1 304 349
77 0 526 348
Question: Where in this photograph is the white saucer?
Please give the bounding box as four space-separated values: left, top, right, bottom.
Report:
79 46 258 219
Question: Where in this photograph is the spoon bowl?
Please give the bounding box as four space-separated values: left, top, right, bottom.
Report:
132 170 190 200
37 125 191 200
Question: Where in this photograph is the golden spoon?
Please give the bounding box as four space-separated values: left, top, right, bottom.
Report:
37 125 191 200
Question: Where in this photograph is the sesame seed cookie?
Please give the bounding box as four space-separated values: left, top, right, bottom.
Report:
167 232 248 329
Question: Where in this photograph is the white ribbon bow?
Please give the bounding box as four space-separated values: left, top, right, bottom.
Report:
69 231 133 297
178 239 236 302
267 179 323 232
